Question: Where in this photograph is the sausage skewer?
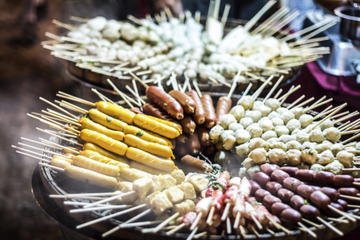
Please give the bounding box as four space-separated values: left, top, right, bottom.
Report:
215 74 238 123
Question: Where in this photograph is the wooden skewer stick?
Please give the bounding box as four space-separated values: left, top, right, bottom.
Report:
233 211 241 229
251 213 263 230
221 4 231 26
244 0 276 31
341 129 360 135
91 89 114 104
39 137 79 154
316 216 343 236
17 142 59 156
70 16 89 22
298 222 317 238
226 217 232 235
70 204 130 213
63 201 113 207
302 218 322 229
266 215 291 234
57 91 95 106
340 118 360 131
20 137 63 151
279 85 301 104
27 113 79 135
286 95 305 109
334 111 360 124
102 209 152 238
239 225 247 238
303 96 326 111
310 103 347 131
39 162 65 171
194 231 207 239
107 79 136 108
36 127 82 147
145 212 180 233
206 206 215 225
118 220 162 229
328 205 356 222
186 227 198 240
76 204 146 229
291 97 315 110
342 133 360 144
263 75 284 102
221 202 231 221
39 97 78 119
52 19 76 31
266 227 275 236
49 195 105 200
312 105 333 120
43 108 80 124
190 213 202 230
166 223 185 235
237 83 253 104
274 88 283 99
83 191 136 209
332 111 350 120
250 225 261 238
60 192 120 198
14 149 51 163
32 113 80 132
347 204 360 208
328 217 348 224
55 100 87 115
252 75 274 100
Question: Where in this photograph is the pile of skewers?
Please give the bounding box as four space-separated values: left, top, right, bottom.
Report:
43 0 333 90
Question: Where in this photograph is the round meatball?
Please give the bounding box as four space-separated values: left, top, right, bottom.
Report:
299 114 313 128
239 117 254 128
331 143 344 155
309 128 324 143
220 114 237 129
323 127 341 143
268 148 287 164
252 101 265 111
296 131 310 143
262 130 277 140
228 122 244 131
310 163 325 173
290 107 304 119
268 111 280 119
275 125 290 136
272 117 284 127
324 160 344 174
265 98 280 111
317 149 335 165
287 140 302 150
314 142 332 153
248 138 269 151
237 96 254 110
268 139 287 151
286 119 301 132
320 119 334 130
279 134 296 143
235 129 251 144
258 117 274 132
223 134 236 150
220 130 234 142
356 142 360 150
229 105 245 121
336 150 354 168
301 148 318 165
249 148 267 164
236 143 250 157
247 165 261 177
245 110 262 122
280 110 295 124
209 125 224 143
246 123 263 138
287 149 302 166
276 107 288 114
303 141 316 149
259 105 272 117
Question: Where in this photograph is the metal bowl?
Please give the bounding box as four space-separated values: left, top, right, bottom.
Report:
335 6 360 45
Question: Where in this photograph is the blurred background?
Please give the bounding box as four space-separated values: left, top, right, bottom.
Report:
1 0 360 239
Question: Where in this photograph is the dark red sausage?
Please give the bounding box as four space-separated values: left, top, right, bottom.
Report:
271 170 290 183
142 103 174 122
271 202 290 216
320 187 339 201
295 169 315 182
181 155 212 172
255 189 271 202
299 205 320 220
337 199 348 209
333 175 354 187
314 171 335 186
146 86 184 119
253 172 271 186
215 96 232 124
290 195 305 210
308 185 321 191
169 90 196 114
187 90 205 124
278 188 294 203
338 187 359 196
283 177 303 192
201 94 217 128
187 130 201 155
263 195 281 209
261 163 280 175
180 116 196 135
326 202 344 217
280 166 298 176
297 184 314 199
250 180 261 195
266 181 282 195
280 208 302 225
310 191 331 210
198 127 211 147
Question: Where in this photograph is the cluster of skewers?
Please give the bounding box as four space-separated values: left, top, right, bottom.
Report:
43 0 333 90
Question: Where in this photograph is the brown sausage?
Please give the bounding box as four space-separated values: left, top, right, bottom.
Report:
250 180 261 195
146 86 184 120
333 175 354 187
337 199 348 209
338 187 359 196
263 194 281 209
310 191 331 209
299 205 320 219
271 170 290 183
204 144 216 155
280 166 298 176
325 202 344 217
215 96 232 124
253 172 271 186
308 185 321 191
181 155 212 172
174 135 188 157
295 169 315 182
201 94 217 128
187 90 205 125
320 187 339 201
314 171 335 186
169 90 196 114
297 184 314 199
198 127 211 147
271 202 290 216
290 195 305 210
255 189 271 202
280 208 302 225
260 163 280 175
187 130 201 155
142 103 174 122
130 107 143 114
180 116 196 135
266 181 282 195
283 177 303 192
278 188 294 203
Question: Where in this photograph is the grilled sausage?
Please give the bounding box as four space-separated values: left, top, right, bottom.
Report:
320 187 339 201
263 194 281 209
266 181 282 195
280 208 302 225
187 90 205 124
283 177 302 192
255 189 271 202
314 171 335 186
260 163 280 175
271 170 290 183
250 180 261 195
337 199 348 209
290 195 305 210
295 169 315 182
198 127 211 147
278 188 294 203
271 202 290 216
181 116 196 135
299 205 320 219
338 187 359 196
280 166 298 176
146 86 184 120
169 90 196 114
310 191 331 209
297 184 314 199
333 175 354 187
253 172 271 186
181 155 212 172
201 94 217 128
215 96 232 124
187 131 201 155
143 103 174 122
325 202 344 217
